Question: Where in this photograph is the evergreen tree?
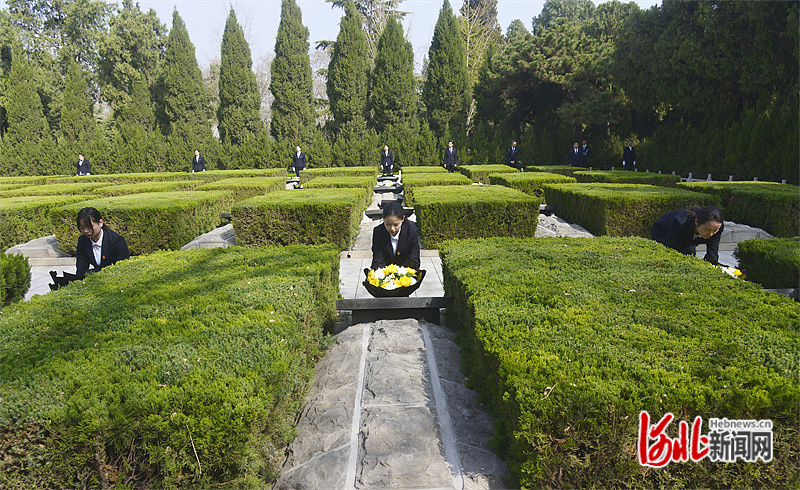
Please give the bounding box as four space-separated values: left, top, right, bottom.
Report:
59 61 99 165
1 44 56 175
110 72 164 173
270 0 315 150
218 8 262 146
505 18 529 40
422 0 469 137
327 0 369 135
369 16 416 135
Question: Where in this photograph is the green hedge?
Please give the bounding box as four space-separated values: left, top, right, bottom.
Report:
299 166 376 184
303 176 375 205
188 168 287 183
401 173 473 206
488 172 576 202
458 164 519 183
94 180 203 197
400 165 446 174
0 245 339 488
574 170 681 187
0 182 113 198
524 165 582 176
734 237 800 289
0 253 31 306
231 188 366 249
195 177 286 202
51 191 234 255
0 195 94 252
47 172 186 185
542 183 719 237
440 236 799 488
411 185 540 248
677 181 800 237
0 175 51 185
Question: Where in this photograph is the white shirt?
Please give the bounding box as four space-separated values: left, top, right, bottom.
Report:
92 229 104 265
390 228 400 255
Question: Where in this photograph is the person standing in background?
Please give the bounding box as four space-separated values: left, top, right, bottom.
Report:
191 149 206 173
292 146 307 178
568 142 580 166
506 140 520 169
380 145 394 175
622 141 637 171
443 141 457 173
580 139 592 168
76 153 91 176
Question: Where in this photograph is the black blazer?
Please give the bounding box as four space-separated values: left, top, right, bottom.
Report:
370 219 421 270
506 146 520 167
192 154 206 172
443 147 457 167
380 150 394 168
76 227 130 276
292 152 307 169
76 158 91 175
650 208 723 265
622 146 636 168
580 144 591 167
568 147 580 166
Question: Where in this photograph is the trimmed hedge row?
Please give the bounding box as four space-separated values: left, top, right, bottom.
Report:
0 253 30 306
0 176 51 185
94 180 202 197
231 188 367 249
188 168 287 182
574 170 681 187
0 195 93 251
677 181 800 237
0 244 339 488
524 165 582 176
299 166 376 184
400 165 446 174
303 176 375 205
0 182 113 198
440 236 799 488
52 191 234 255
734 237 800 289
412 185 540 248
401 173 473 206
47 172 186 185
488 172 576 202
542 183 719 237
195 177 286 202
458 164 519 183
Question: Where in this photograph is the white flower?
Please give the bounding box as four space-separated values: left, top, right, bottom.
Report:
375 269 385 280
383 280 397 290
397 266 407 275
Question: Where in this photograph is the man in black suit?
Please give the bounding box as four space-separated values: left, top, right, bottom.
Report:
506 140 520 169
371 202 420 270
580 139 591 168
76 153 91 176
75 207 130 276
191 149 206 172
443 141 457 173
380 145 394 175
622 141 636 171
568 142 580 166
292 145 306 177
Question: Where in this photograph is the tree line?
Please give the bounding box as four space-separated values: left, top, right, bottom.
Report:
0 0 796 183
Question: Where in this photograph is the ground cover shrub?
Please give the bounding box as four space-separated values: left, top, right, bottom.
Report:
0 253 30 306
0 184 31 192
488 172 576 202
677 181 800 237
440 236 799 489
574 170 681 187
195 177 286 202
458 164 519 183
734 237 800 289
51 191 233 255
0 176 51 185
401 173 473 206
298 166 376 184
47 172 185 185
232 188 366 249
0 195 93 251
0 244 339 488
94 180 202 197
411 185 539 248
0 182 113 198
542 183 719 237
303 176 375 205
524 165 582 176
189 168 287 183
400 165 446 174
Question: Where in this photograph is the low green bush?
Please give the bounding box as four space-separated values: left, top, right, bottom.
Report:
189 168 287 183
0 175 51 185
47 172 186 185
51 191 234 255
400 165 446 174
574 170 681 187
94 180 202 197
0 184 31 192
458 164 519 183
524 165 582 176
440 236 799 489
488 172 576 202
0 244 339 488
303 176 375 205
0 253 30 306
195 177 286 202
542 183 719 237
0 182 112 198
411 185 539 248
299 166 376 184
401 173 473 206
734 237 800 289
232 188 366 249
677 181 800 237
0 195 93 251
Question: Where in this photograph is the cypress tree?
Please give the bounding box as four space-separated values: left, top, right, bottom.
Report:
270 0 315 150
59 61 99 165
369 15 417 134
327 0 369 135
218 8 262 146
111 73 164 173
422 0 469 137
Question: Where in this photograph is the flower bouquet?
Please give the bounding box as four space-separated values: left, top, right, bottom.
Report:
363 264 426 297
717 265 744 278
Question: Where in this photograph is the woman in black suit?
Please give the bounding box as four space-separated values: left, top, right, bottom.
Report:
650 206 724 265
371 202 420 270
75 207 130 276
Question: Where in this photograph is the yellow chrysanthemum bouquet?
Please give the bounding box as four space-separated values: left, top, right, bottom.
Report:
367 264 419 290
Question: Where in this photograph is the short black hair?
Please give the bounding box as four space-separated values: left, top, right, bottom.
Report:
382 202 405 220
76 207 102 228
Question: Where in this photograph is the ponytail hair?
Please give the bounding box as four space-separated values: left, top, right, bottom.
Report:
686 205 723 225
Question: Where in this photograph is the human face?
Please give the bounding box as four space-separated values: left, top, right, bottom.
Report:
448 141 453 148
296 146 301 153
573 143 579 149
79 218 103 242
511 141 516 147
383 214 404 237
195 150 200 157
384 146 389 151
695 219 722 239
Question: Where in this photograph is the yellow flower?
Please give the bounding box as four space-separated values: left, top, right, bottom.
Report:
733 269 742 276
368 270 376 281
384 264 399 274
406 267 417 276
369 278 380 287
397 275 412 287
